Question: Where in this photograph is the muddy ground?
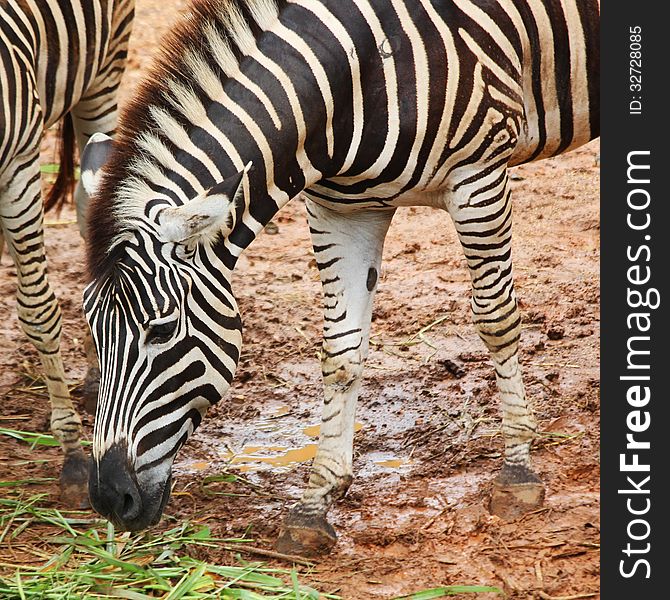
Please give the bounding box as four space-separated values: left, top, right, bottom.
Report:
0 1 600 598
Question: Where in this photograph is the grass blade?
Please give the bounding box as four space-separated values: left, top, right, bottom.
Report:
394 585 504 599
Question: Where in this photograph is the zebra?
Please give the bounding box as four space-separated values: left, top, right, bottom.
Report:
0 0 134 506
81 0 599 556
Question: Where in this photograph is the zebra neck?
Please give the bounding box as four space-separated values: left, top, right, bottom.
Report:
218 171 315 270
94 0 366 273
173 3 361 266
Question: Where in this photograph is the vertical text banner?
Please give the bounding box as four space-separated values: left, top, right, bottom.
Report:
601 3 668 596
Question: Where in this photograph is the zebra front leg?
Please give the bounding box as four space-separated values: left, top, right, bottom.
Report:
1 155 89 507
449 171 544 520
276 202 394 557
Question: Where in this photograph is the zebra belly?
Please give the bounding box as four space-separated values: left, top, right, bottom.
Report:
303 186 449 213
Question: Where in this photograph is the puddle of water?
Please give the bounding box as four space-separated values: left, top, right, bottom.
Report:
255 405 294 432
303 422 363 438
209 440 319 471
208 422 365 472
272 406 291 417
375 458 408 469
303 424 320 438
212 443 319 473
226 442 408 473
183 411 397 477
190 461 210 471
237 445 287 455
236 444 318 467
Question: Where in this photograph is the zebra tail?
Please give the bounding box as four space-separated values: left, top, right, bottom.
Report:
43 112 77 215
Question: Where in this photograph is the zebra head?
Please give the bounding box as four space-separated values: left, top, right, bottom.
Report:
81 135 245 530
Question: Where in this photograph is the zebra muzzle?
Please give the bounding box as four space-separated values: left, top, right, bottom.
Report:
88 444 171 531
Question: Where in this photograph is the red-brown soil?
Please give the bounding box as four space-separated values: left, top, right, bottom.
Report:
0 1 600 598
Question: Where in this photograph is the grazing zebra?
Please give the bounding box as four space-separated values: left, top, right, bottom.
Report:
82 0 599 555
0 0 134 505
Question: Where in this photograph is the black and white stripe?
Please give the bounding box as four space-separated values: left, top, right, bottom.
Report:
0 0 134 503
82 0 599 545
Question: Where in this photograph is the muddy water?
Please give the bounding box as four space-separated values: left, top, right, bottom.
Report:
178 405 414 476
174 340 501 485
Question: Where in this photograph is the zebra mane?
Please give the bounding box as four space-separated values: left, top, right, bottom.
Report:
86 0 282 281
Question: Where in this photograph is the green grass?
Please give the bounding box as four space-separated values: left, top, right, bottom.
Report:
0 494 335 599
0 427 92 449
40 163 80 179
0 489 506 600
0 423 504 599
392 586 503 599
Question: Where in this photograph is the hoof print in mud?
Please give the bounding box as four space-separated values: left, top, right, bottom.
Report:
59 448 90 509
489 464 545 521
276 511 337 558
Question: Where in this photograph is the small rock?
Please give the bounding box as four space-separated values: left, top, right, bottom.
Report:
525 309 546 324
264 221 279 235
458 351 487 363
546 325 565 340
439 358 466 378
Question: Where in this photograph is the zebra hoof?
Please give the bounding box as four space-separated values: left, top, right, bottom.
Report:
81 366 100 415
489 464 545 521
276 510 337 558
59 448 90 509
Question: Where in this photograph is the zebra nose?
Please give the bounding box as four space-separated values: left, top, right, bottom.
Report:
88 445 143 528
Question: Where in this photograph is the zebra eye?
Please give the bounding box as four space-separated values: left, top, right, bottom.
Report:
146 320 178 345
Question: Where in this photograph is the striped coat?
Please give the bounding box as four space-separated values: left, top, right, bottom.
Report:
0 0 134 505
80 0 599 554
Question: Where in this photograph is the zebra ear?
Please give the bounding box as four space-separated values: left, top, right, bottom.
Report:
158 166 248 245
80 132 113 196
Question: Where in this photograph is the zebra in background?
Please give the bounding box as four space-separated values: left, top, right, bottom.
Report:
0 0 134 506
81 0 599 555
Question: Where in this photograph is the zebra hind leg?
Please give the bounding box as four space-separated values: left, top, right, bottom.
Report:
449 168 544 520
1 155 89 507
276 202 394 557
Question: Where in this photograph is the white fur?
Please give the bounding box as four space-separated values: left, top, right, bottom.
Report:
80 132 113 196
158 191 234 245
157 164 250 245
